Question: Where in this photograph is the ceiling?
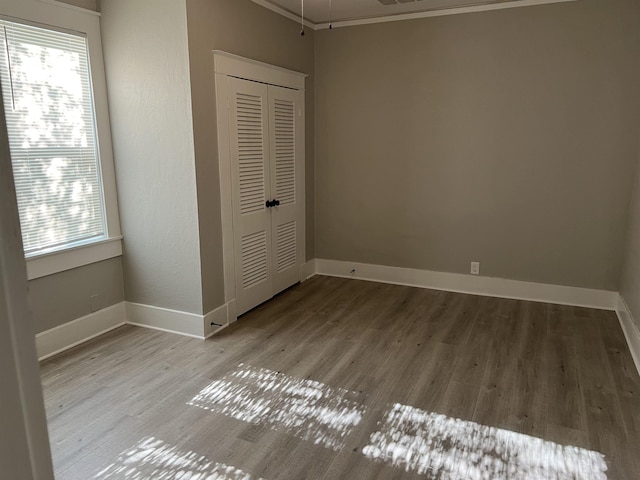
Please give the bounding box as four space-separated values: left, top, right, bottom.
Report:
251 0 575 28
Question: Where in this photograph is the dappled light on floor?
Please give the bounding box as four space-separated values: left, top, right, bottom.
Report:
362 403 608 479
92 437 259 480
188 363 365 450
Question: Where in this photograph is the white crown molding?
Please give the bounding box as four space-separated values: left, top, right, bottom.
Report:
250 0 316 29
251 0 577 31
616 295 640 376
38 0 101 16
36 302 125 361
315 258 617 311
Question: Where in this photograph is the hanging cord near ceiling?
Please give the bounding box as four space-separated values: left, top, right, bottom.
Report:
329 0 333 29
301 0 333 36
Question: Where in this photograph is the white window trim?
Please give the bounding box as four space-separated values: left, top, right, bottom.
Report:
26 236 122 280
1 0 122 278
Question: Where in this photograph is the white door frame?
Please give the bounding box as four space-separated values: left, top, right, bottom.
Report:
213 51 307 318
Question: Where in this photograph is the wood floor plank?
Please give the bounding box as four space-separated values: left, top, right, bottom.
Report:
582 387 638 479
437 380 481 420
507 356 546 438
40 276 640 480
543 334 586 432
576 317 618 392
451 311 494 386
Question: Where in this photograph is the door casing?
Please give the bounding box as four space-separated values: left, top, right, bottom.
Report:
214 51 307 319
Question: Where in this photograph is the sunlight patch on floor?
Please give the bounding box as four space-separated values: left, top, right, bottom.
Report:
92 437 259 480
362 403 608 479
188 363 365 450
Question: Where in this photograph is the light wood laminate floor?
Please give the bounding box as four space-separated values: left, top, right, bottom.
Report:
41 276 640 479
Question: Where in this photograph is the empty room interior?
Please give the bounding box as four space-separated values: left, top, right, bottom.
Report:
2 0 640 478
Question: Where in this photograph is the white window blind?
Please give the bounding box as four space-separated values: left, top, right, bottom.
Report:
0 19 106 257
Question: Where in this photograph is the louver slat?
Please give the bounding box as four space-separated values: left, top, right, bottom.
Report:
273 99 295 206
276 221 296 272
241 231 268 288
236 93 265 215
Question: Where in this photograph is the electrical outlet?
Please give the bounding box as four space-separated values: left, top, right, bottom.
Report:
90 294 102 312
470 262 480 275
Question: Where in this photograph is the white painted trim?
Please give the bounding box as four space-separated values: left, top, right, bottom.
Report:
315 259 617 311
38 0 100 17
36 302 125 361
214 51 307 316
125 302 205 339
228 299 238 325
203 302 232 339
36 299 240 361
4 0 123 277
249 0 315 29
314 0 577 29
213 51 307 90
301 259 317 281
616 295 640 376
26 236 122 280
250 0 576 30
126 300 237 340
215 72 236 305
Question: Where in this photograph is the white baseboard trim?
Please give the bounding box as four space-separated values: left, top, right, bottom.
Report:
126 302 205 339
203 300 237 338
126 300 238 340
37 260 622 361
36 302 125 361
38 298 240 361
227 299 238 325
315 259 618 311
302 259 317 281
616 295 640 376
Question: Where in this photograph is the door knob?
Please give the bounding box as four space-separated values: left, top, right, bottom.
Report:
265 200 274 208
274 199 280 206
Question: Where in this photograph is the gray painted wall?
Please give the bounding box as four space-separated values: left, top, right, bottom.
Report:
186 0 316 313
101 0 204 314
29 258 124 334
620 142 640 331
315 0 640 290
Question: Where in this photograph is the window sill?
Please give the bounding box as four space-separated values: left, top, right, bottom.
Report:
26 236 122 280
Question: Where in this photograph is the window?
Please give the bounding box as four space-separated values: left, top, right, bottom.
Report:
0 19 106 257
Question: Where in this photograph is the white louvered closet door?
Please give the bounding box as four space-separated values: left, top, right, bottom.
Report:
229 77 273 315
268 85 304 295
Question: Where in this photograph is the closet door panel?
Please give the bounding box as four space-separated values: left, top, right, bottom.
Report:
268 85 304 295
229 77 273 315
